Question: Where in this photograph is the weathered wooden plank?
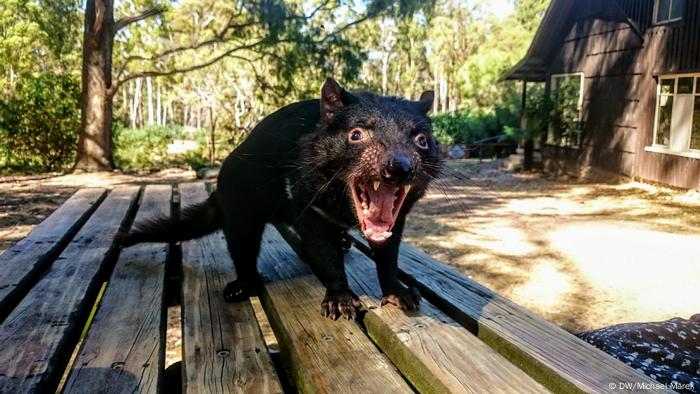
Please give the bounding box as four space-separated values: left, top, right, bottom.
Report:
179 182 282 394
349 238 674 394
257 226 411 394
0 188 107 321
0 187 140 393
63 185 172 394
342 247 551 394
274 225 549 393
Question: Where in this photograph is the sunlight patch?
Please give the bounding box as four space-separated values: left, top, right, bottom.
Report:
510 262 573 311
549 222 700 320
455 226 534 256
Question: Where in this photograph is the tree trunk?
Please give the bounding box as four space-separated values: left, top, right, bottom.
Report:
523 138 534 171
156 81 161 125
132 79 142 128
74 0 116 172
381 52 390 96
209 106 216 165
147 77 154 125
433 62 439 113
520 81 534 171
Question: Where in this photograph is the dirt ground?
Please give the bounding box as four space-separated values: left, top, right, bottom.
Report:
1 161 699 364
0 169 197 253
404 159 700 333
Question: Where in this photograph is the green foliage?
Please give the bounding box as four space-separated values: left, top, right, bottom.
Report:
0 72 80 171
502 84 552 142
502 80 583 148
513 0 550 32
113 124 235 171
549 76 583 146
0 0 81 94
115 125 183 170
432 109 514 146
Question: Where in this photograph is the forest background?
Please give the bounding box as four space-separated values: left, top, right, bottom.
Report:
0 0 548 173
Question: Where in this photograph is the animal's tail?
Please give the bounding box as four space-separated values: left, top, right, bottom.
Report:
121 191 223 246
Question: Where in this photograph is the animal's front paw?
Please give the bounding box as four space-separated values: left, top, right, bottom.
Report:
381 286 421 311
223 279 254 303
321 289 361 320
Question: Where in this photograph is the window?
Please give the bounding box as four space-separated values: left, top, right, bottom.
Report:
654 0 684 24
548 73 584 148
649 74 700 157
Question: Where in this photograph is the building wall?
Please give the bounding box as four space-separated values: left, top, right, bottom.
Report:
543 0 700 190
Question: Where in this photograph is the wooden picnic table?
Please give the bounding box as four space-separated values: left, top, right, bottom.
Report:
0 183 674 393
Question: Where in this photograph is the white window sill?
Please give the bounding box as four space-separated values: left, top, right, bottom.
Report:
644 145 700 159
653 18 683 26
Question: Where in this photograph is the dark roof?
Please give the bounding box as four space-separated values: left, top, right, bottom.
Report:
503 0 644 82
502 0 575 82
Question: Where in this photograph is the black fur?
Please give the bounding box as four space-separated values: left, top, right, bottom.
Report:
125 78 442 319
122 193 222 246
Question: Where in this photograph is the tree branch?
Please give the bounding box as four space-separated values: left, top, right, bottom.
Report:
111 39 269 94
112 18 264 83
114 6 166 33
110 5 375 95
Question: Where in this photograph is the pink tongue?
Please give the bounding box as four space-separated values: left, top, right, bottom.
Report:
365 185 398 235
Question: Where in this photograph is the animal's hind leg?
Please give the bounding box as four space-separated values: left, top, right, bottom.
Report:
222 218 266 303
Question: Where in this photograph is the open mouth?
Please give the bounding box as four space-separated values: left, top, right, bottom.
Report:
350 179 410 244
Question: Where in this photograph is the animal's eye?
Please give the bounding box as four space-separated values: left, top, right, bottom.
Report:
414 133 429 150
349 128 364 143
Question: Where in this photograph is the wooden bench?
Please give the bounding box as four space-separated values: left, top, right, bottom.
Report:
0 183 673 393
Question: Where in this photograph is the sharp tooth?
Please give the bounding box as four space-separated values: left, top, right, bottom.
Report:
365 229 374 236
373 181 380 191
382 231 392 238
361 202 368 209
403 184 412 194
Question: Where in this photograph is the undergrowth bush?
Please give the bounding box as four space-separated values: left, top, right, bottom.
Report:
0 72 80 172
113 125 235 171
432 105 519 147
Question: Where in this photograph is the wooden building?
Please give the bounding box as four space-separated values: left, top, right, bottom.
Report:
506 0 700 190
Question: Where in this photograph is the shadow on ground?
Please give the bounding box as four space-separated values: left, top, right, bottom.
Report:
404 160 700 332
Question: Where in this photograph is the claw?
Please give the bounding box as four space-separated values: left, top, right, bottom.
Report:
321 289 360 321
381 287 421 311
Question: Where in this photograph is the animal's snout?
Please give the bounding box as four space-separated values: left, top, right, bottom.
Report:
381 154 415 185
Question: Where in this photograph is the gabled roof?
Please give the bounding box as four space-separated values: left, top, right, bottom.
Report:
502 0 575 82
503 0 644 82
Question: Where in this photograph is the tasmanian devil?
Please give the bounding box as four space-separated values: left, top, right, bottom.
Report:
123 77 442 320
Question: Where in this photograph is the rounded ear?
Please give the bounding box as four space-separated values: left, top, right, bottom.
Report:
416 90 434 114
320 78 355 123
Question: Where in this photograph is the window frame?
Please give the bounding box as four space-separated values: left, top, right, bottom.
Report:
647 72 700 160
548 72 585 149
653 0 685 25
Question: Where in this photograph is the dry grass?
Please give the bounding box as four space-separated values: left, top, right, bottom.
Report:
404 159 700 333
